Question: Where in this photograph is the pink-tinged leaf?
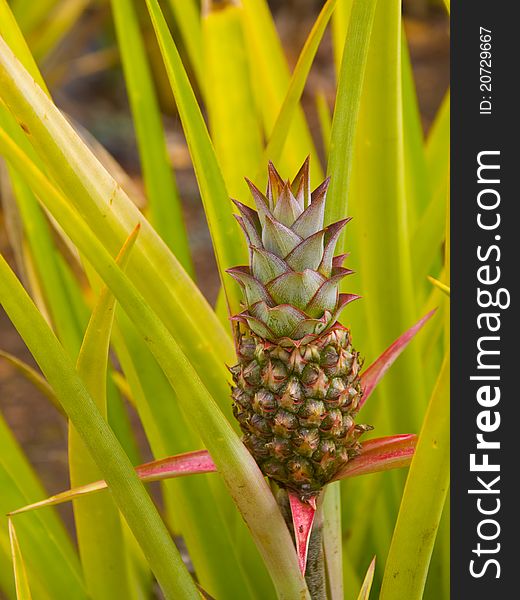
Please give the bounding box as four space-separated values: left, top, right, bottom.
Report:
357 557 376 600
9 450 216 515
135 449 216 480
333 434 417 481
358 309 436 410
9 437 414 517
288 491 316 576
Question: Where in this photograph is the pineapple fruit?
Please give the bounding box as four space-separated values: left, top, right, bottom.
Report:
229 160 371 500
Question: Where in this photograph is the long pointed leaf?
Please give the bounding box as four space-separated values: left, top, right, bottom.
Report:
203 0 263 200
165 0 204 88
380 358 450 599
68 227 139 600
10 435 416 514
144 0 245 315
334 434 416 480
0 256 200 600
359 310 436 409
321 483 343 600
110 0 193 272
325 0 378 230
288 493 316 576
356 557 376 600
257 0 337 178
8 519 32 600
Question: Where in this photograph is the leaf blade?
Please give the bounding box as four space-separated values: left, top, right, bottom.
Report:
380 357 450 599
110 0 193 273
8 519 32 600
0 255 200 600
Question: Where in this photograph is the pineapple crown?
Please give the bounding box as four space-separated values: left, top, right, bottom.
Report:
228 159 359 346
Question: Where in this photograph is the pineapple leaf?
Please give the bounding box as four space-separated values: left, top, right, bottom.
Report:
0 256 200 600
359 309 437 411
68 225 139 600
144 0 247 315
288 492 316 576
356 557 376 600
258 0 337 177
267 270 325 311
291 183 328 238
380 357 449 599
8 519 33 600
285 230 325 272
110 0 193 272
325 0 378 227
9 436 416 513
262 215 302 257
333 434 417 480
272 184 303 227
9 450 217 515
251 246 288 284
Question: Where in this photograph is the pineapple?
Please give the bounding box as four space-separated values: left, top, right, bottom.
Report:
229 159 371 500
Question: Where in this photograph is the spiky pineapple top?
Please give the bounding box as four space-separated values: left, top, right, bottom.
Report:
229 160 369 499
228 158 359 346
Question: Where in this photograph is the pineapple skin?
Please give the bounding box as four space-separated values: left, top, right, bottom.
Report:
231 324 370 499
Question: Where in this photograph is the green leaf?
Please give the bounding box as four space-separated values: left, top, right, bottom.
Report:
402 33 429 231
257 0 337 180
110 0 193 273
315 91 332 159
336 0 426 432
325 0 378 231
380 357 450 600
356 557 376 600
0 255 200 599
144 0 246 316
331 0 353 78
0 0 48 93
323 0 377 587
68 227 139 600
110 311 266 600
0 33 236 424
3 162 82 357
165 0 204 89
8 519 32 600
411 92 450 282
427 276 450 297
203 0 263 201
322 483 343 600
241 0 322 185
0 413 87 600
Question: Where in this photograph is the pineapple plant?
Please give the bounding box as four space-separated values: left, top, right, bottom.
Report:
229 159 371 500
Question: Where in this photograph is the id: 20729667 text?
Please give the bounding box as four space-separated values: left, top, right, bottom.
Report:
479 27 492 115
